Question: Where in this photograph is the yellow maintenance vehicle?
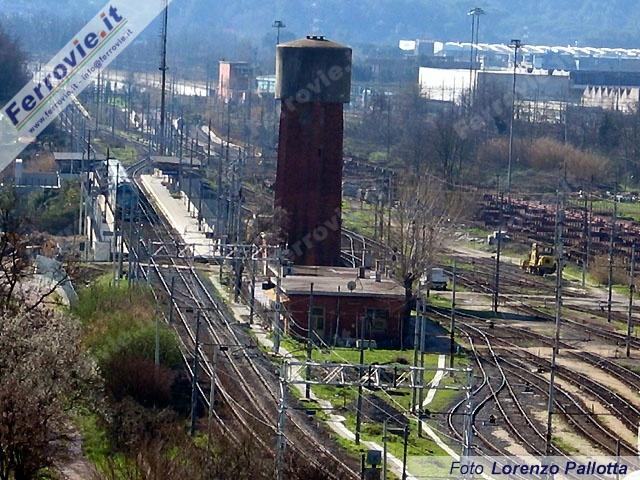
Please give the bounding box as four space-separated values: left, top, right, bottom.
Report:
521 243 557 276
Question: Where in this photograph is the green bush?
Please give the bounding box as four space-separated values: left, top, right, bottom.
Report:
73 276 182 387
28 181 80 235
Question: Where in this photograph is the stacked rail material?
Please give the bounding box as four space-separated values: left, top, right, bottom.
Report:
480 195 640 266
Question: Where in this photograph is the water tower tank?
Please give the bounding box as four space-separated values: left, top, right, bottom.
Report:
274 36 353 266
276 35 352 104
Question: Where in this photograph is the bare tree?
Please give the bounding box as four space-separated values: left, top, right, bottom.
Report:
0 308 98 480
428 105 469 185
389 174 466 322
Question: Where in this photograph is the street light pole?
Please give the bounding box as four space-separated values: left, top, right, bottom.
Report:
467 8 486 101
467 10 476 100
507 39 522 194
272 20 286 45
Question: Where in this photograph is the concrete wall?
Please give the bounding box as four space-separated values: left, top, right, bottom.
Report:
419 67 576 103
419 67 471 102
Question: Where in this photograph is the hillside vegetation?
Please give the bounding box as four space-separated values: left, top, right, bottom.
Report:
1 0 639 61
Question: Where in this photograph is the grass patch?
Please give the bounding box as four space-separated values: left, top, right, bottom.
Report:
342 200 376 238
592 199 640 222
552 435 580 455
75 411 111 464
73 275 183 376
110 145 139 165
428 294 452 309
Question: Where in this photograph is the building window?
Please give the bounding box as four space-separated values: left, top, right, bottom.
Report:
366 309 389 334
311 306 325 331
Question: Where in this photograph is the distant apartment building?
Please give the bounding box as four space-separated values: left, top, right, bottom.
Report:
218 60 251 101
255 75 276 95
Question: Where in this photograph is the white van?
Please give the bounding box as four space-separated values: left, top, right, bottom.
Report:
421 267 447 291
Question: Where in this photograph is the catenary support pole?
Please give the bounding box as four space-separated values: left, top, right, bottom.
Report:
273 250 282 354
608 196 618 323
355 315 365 445
545 191 564 456
450 259 457 368
493 192 504 314
190 312 201 436
305 282 315 399
627 245 635 358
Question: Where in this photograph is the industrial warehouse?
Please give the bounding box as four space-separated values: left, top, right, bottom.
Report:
0 2 639 480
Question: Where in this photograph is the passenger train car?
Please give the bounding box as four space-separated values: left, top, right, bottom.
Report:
98 159 137 220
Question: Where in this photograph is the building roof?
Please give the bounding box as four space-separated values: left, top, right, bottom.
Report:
53 152 106 161
279 266 405 298
280 36 348 50
151 156 202 168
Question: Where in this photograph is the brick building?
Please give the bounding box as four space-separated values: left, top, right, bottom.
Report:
218 61 251 101
277 266 406 348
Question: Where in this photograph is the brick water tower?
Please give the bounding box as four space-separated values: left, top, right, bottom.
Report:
275 36 352 266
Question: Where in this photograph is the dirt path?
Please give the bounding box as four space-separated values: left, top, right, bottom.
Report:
558 356 640 409
530 409 605 457
57 429 96 480
544 374 637 447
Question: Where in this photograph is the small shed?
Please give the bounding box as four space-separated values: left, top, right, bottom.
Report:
278 266 406 348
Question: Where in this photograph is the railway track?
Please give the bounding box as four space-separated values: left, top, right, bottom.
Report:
464 317 638 455
450 254 640 350
127 160 358 479
442 311 637 466
340 227 640 458
122 121 640 466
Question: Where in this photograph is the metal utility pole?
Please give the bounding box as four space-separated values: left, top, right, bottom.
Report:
417 307 427 437
127 196 137 286
582 192 590 288
79 130 91 237
158 0 169 155
154 306 161 368
493 191 504 314
507 39 522 194
382 420 388 480
207 118 212 169
208 345 218 433
305 283 315 399
402 425 409 480
386 174 393 248
249 256 256 324
272 20 286 45
275 371 286 480
545 191 564 456
627 245 635 358
608 196 618 323
450 259 457 368
334 286 341 347
273 251 282 354
355 315 365 445
412 296 422 412
95 72 101 130
190 312 201 436
168 276 176 323
462 368 474 459
113 161 121 282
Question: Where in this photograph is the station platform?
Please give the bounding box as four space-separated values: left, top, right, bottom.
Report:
139 173 216 259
